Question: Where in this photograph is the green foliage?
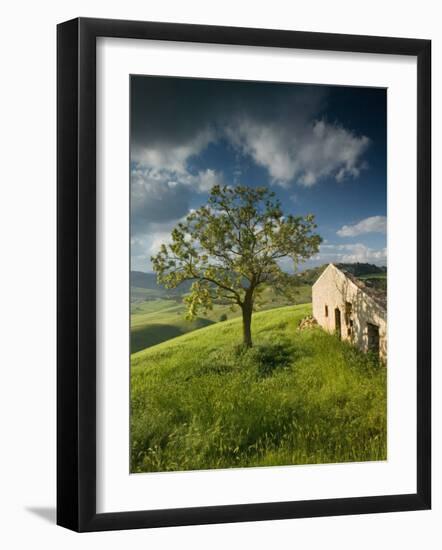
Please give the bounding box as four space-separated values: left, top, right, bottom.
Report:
296 263 387 286
337 263 386 277
219 313 228 322
151 185 321 345
131 304 387 472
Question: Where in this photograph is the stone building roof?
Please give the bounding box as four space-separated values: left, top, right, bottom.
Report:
337 266 387 311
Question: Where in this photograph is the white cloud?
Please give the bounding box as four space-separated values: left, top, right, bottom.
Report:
132 81 370 190
149 230 173 255
130 165 224 235
337 215 387 237
131 218 184 272
132 116 370 194
132 128 214 173
131 167 191 232
195 168 222 192
317 242 386 265
338 244 387 264
226 118 369 187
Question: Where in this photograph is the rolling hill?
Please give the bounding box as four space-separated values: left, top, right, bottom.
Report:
130 282 311 352
130 263 386 353
131 304 387 473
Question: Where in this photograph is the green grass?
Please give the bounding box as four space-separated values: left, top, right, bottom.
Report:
358 273 387 293
131 304 387 473
130 284 311 352
358 273 387 280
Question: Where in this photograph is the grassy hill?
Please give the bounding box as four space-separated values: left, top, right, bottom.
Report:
131 298 216 352
130 262 386 353
131 304 387 473
130 284 311 352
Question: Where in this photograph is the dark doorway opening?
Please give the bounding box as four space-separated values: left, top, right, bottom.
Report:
334 308 341 339
345 301 353 338
367 323 380 356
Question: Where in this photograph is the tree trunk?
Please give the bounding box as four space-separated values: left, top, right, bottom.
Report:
241 295 253 348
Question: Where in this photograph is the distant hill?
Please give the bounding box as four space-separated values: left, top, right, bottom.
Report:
296 263 386 285
131 271 161 290
132 263 386 295
336 262 386 277
130 270 192 300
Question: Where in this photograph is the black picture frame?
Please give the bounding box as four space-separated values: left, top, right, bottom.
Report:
57 17 431 532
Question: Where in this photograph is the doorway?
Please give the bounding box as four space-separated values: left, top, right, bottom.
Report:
367 323 380 356
334 308 341 339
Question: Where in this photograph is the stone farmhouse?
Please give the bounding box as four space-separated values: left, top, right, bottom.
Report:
312 264 387 362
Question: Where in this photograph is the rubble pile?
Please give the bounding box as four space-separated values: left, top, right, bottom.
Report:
298 315 318 331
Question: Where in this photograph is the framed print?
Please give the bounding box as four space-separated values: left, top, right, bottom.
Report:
57 18 431 532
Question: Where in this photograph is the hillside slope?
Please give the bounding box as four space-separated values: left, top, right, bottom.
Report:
130 263 386 352
131 304 387 473
130 285 311 352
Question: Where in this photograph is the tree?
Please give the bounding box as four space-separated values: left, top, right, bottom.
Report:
151 185 322 347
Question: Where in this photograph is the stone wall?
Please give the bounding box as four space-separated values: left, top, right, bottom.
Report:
312 264 387 362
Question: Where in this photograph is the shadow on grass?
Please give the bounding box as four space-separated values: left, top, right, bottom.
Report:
131 319 215 353
253 342 312 377
194 340 314 379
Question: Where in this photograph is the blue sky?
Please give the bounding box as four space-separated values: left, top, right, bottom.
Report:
130 76 386 273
